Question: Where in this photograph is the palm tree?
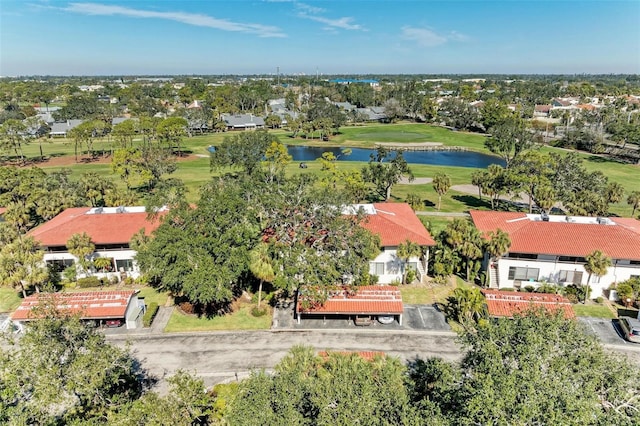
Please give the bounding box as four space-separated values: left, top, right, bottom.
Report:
396 239 422 284
0 236 48 297
584 250 612 303
66 232 95 275
445 287 486 324
486 229 511 262
249 243 275 308
628 191 640 217
432 172 451 211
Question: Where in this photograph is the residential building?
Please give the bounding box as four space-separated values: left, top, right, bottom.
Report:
49 119 83 137
221 113 265 130
482 289 575 319
349 203 435 284
27 206 166 281
471 211 640 299
12 290 145 329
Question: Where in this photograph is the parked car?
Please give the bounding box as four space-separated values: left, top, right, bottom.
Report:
105 319 123 328
619 317 640 343
377 315 395 325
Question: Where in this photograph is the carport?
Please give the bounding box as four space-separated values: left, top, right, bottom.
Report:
295 285 404 325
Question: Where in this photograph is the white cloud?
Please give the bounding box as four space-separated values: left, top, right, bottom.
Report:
294 2 325 14
64 2 286 38
401 26 468 47
299 13 363 31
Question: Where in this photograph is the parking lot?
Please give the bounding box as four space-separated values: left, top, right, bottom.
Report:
579 317 637 346
274 304 451 332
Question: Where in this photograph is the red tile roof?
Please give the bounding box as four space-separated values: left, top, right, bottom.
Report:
27 207 165 247
534 104 552 113
297 285 404 315
11 290 136 321
0 207 6 215
470 210 640 260
360 203 435 247
482 289 575 319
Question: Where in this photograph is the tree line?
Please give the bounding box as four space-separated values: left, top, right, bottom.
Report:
3 305 639 425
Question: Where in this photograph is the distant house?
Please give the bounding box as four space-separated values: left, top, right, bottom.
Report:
482 289 575 319
470 210 640 300
12 290 145 329
27 206 166 281
221 113 265 130
356 106 387 122
350 203 435 284
329 78 380 88
296 285 404 325
49 120 83 137
534 105 552 117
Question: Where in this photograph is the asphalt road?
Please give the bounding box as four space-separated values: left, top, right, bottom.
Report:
108 329 462 389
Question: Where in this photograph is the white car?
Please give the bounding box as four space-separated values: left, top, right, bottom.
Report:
377 315 395 325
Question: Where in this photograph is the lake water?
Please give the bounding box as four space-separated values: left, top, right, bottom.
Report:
286 146 505 168
208 145 505 168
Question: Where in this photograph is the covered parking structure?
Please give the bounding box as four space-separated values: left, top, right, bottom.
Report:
12 290 145 329
295 285 404 326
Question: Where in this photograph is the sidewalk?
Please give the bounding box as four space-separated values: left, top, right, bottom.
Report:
149 306 174 334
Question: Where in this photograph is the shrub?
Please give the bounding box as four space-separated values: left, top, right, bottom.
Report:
595 297 604 304
77 276 101 288
405 269 417 284
500 287 515 292
109 275 120 285
523 285 535 293
431 275 449 286
251 306 268 317
62 266 77 283
389 279 402 287
143 302 159 327
179 301 195 315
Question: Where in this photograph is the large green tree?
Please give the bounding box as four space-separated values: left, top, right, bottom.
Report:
0 236 49 297
228 345 420 426
432 172 451 211
0 308 144 424
210 129 278 175
362 147 414 201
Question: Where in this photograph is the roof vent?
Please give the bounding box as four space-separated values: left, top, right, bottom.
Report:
116 206 126 213
95 207 103 214
541 212 549 222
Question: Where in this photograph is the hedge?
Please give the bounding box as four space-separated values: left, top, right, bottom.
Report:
143 302 159 327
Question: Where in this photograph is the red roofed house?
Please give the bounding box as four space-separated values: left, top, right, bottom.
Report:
349 203 435 284
27 206 166 281
471 211 640 300
296 285 404 325
482 289 575 319
11 290 144 329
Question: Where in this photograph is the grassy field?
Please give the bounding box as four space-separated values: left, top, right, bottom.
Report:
23 123 637 216
0 288 22 313
165 304 272 332
572 303 616 319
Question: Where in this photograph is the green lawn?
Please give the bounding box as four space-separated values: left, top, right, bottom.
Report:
0 288 22 313
164 304 272 332
572 303 616 319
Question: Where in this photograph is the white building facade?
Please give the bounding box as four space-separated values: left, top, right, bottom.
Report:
471 211 640 300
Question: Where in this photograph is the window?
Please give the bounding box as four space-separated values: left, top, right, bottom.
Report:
406 262 418 271
116 259 134 272
369 262 384 276
46 259 74 272
558 270 583 284
592 275 601 284
508 266 540 281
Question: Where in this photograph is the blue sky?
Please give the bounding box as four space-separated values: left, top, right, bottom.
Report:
1 1 639 76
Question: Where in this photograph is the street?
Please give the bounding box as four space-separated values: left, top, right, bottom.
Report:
108 329 462 389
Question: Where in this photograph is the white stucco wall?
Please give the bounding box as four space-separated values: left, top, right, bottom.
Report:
495 257 640 299
369 248 424 284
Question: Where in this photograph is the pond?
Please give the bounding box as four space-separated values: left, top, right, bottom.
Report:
286 146 505 168
208 145 505 168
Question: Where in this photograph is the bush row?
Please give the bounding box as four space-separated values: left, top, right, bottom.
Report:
143 302 159 327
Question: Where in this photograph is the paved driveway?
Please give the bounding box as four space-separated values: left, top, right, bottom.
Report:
579 317 636 346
